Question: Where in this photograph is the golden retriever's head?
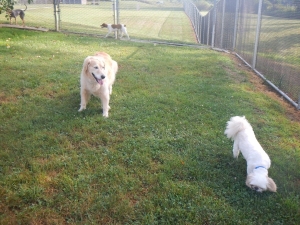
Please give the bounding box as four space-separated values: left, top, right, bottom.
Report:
84 56 106 85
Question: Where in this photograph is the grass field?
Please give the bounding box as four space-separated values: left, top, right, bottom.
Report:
0 28 300 224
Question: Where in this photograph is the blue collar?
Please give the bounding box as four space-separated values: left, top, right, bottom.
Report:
255 166 266 170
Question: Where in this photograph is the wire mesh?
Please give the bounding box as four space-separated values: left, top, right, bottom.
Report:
234 0 258 65
52 0 198 44
59 2 114 35
184 0 300 108
256 2 300 103
0 0 197 44
214 0 236 50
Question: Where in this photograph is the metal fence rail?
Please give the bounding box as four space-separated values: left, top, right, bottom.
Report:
183 0 300 109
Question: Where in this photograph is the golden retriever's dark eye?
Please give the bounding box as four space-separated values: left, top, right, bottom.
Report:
94 66 99 69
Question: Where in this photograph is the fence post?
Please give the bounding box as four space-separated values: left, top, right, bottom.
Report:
57 1 61 30
195 9 200 43
53 0 60 31
199 14 202 44
116 0 119 38
252 0 263 69
196 10 199 42
211 0 217 48
220 0 226 48
232 0 239 51
112 0 118 39
207 12 210 45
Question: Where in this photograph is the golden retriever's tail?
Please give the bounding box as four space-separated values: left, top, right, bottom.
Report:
224 116 252 140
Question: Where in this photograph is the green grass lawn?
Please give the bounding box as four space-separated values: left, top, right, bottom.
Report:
0 28 300 224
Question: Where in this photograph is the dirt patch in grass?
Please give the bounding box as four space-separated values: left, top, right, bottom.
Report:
227 52 300 123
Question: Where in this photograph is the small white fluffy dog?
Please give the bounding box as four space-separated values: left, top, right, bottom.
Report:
100 23 130 39
78 52 118 117
224 116 277 193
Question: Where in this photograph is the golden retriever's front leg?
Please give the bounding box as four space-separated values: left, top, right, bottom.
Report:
108 85 113 95
100 92 110 117
78 88 90 111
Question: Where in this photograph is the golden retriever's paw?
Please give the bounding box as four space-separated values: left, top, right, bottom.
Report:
103 113 109 118
78 107 86 112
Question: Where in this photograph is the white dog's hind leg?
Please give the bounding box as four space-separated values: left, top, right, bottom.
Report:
79 89 90 111
123 28 130 39
119 31 124 38
125 30 130 39
232 141 240 158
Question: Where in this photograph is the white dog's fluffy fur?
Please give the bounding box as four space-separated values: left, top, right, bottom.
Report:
78 52 118 117
224 116 277 192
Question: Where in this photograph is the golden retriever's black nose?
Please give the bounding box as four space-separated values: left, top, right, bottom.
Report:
101 75 105 79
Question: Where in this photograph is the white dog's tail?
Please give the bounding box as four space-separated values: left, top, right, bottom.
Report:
224 116 252 140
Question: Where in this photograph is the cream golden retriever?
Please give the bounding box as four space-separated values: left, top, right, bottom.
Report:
78 52 118 117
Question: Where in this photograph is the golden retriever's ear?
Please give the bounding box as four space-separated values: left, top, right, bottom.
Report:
267 177 277 192
83 57 91 73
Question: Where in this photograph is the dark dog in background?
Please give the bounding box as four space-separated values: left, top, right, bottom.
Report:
8 4 27 26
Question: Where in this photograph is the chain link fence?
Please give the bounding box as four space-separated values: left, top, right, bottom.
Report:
0 0 197 44
1 0 299 109
184 0 300 109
